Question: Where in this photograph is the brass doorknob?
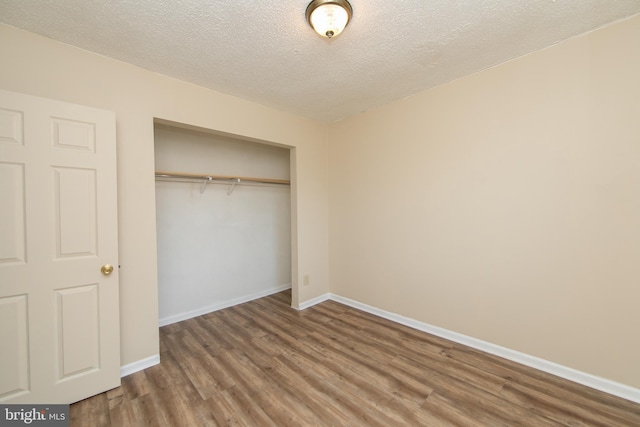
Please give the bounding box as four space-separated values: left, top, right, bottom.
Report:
101 264 114 276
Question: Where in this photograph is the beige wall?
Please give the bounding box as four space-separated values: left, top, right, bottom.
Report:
0 23 330 366
329 15 640 388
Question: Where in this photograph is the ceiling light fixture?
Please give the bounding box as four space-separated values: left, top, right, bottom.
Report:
306 0 353 39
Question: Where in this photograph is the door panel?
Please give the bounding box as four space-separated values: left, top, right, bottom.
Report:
0 294 30 400
55 284 100 380
0 89 120 404
54 167 97 258
0 162 26 264
0 107 23 145
51 117 96 152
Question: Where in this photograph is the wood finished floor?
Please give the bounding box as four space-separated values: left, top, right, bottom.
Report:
71 290 640 426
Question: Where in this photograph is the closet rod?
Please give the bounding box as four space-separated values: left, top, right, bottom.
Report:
155 170 290 185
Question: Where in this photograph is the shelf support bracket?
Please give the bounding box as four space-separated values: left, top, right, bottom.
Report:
227 178 240 195
200 176 212 194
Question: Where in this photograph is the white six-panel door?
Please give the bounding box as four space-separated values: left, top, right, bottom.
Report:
0 89 120 404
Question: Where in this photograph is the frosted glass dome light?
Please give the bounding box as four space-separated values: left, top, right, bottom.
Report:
306 0 353 39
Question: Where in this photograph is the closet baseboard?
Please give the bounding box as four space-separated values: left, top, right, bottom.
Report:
158 284 292 327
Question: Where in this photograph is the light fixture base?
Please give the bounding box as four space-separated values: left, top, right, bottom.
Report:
306 0 353 39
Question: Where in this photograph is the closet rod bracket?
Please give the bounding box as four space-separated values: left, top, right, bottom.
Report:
227 178 240 196
200 176 212 194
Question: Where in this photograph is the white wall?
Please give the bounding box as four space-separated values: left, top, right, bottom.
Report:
329 15 640 389
154 125 291 323
0 23 330 368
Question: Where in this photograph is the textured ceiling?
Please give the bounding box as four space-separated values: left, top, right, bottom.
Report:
1 1 639 122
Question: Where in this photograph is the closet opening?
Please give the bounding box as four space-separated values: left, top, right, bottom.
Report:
153 121 293 326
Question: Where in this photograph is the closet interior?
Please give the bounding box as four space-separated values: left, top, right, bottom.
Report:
154 123 292 326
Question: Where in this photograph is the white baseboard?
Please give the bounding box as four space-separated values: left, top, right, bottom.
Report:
120 354 160 378
158 284 292 327
299 293 640 404
296 292 331 310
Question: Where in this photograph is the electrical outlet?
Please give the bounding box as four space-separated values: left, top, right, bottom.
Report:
303 275 310 287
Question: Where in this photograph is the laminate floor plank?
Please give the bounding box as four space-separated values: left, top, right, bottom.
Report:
215 386 275 427
276 350 413 427
302 330 430 406
71 290 640 426
70 391 111 427
315 315 508 397
289 336 432 425
120 371 150 401
238 302 309 342
162 329 225 400
443 346 640 425
180 317 228 353
143 354 210 427
422 390 539 427
268 355 356 425
214 349 322 426
190 316 238 356
392 354 564 427
309 299 351 316
341 305 457 348
107 397 145 427
499 382 633 427
134 392 174 427
200 389 246 427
